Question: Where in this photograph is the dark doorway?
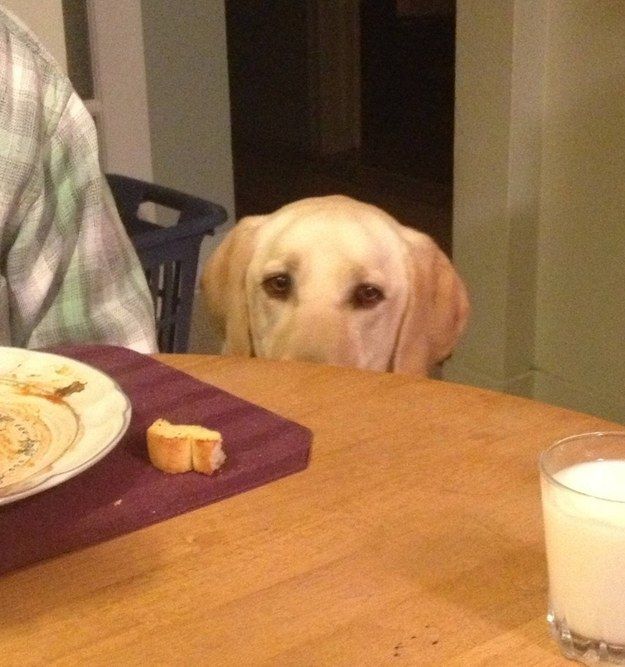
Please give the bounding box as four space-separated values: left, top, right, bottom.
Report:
360 0 455 184
225 0 455 254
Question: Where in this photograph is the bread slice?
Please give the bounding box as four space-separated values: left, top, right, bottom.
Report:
146 418 225 475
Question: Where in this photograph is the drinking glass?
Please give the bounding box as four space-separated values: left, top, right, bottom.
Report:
540 432 625 664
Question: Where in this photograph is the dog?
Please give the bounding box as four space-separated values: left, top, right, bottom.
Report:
201 195 469 376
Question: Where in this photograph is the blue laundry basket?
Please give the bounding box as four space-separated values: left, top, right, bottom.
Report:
106 173 227 353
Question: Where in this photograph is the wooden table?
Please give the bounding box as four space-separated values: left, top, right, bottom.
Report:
1 354 620 666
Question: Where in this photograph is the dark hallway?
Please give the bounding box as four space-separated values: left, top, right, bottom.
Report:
225 0 455 254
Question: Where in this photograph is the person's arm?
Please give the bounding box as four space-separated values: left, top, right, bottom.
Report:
8 91 158 353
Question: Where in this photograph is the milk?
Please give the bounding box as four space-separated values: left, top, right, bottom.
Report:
541 460 625 644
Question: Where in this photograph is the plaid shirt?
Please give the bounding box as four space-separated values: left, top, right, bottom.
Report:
0 7 157 352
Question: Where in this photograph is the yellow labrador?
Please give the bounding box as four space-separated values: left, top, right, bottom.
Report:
201 195 469 376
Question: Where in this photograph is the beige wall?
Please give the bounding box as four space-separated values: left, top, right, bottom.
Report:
140 0 235 353
534 2 625 421
2 0 67 70
449 0 625 423
445 0 545 394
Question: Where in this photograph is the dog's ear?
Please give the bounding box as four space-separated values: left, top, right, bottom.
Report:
392 227 470 376
201 215 266 355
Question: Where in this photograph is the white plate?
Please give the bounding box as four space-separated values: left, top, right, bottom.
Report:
0 347 131 505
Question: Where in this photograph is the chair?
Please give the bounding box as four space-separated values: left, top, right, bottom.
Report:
106 173 227 353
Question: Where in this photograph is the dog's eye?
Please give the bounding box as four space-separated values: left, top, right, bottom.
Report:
262 273 292 299
352 283 384 309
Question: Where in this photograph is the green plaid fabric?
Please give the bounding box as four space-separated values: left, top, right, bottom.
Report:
0 7 157 352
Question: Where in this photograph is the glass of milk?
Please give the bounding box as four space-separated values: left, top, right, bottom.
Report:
540 432 625 664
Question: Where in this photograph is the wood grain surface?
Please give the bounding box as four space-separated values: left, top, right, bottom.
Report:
1 354 619 666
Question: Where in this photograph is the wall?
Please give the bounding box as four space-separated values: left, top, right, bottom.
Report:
2 0 67 70
448 0 625 423
445 0 545 396
140 0 235 352
533 2 625 421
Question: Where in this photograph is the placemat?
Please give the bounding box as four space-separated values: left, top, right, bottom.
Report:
0 345 312 575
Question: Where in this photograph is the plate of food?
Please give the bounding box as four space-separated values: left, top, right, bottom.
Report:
0 347 131 505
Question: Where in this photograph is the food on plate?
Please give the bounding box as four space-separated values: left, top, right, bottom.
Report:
0 379 81 487
53 380 86 398
146 418 225 475
0 347 131 505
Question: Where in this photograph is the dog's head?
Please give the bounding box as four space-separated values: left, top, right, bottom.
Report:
202 195 469 375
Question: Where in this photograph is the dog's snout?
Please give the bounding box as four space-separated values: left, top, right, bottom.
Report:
267 310 351 366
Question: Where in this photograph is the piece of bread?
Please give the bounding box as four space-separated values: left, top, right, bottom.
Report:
146 418 226 475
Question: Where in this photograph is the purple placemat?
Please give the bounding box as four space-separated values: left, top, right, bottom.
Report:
0 345 312 575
